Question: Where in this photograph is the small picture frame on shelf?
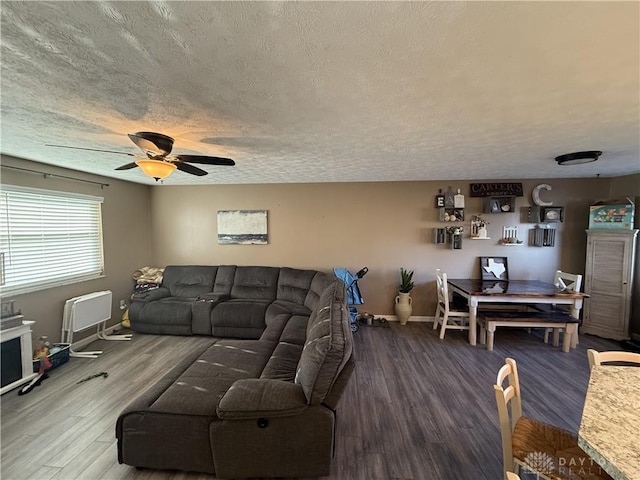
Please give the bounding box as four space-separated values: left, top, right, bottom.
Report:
479 256 509 281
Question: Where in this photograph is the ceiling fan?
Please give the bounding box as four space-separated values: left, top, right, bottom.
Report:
47 131 235 181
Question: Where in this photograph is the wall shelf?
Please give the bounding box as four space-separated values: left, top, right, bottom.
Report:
483 196 515 214
438 207 464 222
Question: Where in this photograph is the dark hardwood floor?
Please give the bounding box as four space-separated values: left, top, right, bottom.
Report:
1 322 621 480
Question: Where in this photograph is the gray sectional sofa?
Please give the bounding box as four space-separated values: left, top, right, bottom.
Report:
116 265 354 478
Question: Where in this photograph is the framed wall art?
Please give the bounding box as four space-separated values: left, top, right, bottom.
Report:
217 210 268 245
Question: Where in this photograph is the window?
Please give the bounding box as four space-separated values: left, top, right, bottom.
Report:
0 185 104 295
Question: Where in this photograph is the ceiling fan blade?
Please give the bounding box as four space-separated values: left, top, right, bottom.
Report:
174 162 208 176
175 154 235 166
115 162 139 170
46 144 135 156
128 132 173 157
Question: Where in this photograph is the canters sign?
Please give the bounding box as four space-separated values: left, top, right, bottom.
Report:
469 183 523 197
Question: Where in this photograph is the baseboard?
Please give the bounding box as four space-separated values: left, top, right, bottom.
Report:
374 314 435 323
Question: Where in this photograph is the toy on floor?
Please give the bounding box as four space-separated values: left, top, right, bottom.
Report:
18 373 48 395
76 372 109 384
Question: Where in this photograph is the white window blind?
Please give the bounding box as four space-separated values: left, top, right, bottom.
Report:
0 185 104 295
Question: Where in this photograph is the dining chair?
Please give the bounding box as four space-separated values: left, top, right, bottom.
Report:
587 349 640 369
433 269 470 339
494 357 613 480
542 270 583 347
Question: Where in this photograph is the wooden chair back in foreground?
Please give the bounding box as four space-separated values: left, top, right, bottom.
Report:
506 473 521 480
494 357 613 480
433 269 469 339
587 349 640 369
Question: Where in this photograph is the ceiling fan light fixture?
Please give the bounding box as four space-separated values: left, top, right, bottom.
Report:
135 159 177 180
555 150 602 166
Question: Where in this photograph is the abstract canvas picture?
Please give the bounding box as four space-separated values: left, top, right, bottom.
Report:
217 210 268 245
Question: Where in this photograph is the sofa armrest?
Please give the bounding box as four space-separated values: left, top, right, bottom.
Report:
217 379 307 420
131 286 170 302
197 293 230 303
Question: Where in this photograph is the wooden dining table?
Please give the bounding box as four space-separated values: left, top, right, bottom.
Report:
446 278 588 346
578 365 640 480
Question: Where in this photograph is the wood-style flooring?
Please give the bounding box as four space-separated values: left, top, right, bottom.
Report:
0 322 621 480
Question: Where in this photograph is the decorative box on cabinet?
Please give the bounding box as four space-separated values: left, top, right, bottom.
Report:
582 229 638 340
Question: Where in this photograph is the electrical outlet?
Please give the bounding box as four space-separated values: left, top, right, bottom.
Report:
119 299 126 310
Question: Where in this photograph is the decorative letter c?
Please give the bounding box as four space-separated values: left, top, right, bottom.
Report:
532 184 553 206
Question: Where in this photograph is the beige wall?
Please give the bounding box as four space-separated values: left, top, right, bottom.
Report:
150 178 613 317
3 156 638 341
1 156 153 342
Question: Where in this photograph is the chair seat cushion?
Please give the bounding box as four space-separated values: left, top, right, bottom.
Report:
512 416 612 480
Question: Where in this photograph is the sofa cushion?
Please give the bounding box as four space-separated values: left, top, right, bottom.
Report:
277 267 317 304
230 266 280 300
279 315 310 346
191 295 231 335
211 299 271 339
296 281 352 405
266 300 312 322
212 265 236 295
147 339 275 416
304 271 338 310
130 297 194 335
261 342 303 381
217 378 307 419
116 345 217 473
162 265 218 298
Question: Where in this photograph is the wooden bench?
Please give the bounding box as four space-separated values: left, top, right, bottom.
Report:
478 310 580 353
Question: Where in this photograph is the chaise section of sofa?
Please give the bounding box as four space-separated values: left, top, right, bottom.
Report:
117 265 355 478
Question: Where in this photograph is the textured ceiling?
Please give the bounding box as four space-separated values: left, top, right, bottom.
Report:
1 1 639 185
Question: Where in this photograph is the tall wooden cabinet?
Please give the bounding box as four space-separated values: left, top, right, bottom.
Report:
582 229 638 340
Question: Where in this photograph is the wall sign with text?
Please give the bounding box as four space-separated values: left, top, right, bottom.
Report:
469 183 523 197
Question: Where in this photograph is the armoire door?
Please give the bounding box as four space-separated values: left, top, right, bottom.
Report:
582 229 638 340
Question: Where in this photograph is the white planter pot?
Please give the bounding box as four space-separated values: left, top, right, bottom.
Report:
394 292 413 325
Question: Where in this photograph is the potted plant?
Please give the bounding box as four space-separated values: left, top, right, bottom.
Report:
399 268 414 293
395 268 414 325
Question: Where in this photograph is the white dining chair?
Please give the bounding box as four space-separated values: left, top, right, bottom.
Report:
433 269 469 339
587 349 640 369
542 270 582 347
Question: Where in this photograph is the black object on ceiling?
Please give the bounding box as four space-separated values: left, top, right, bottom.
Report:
555 150 602 166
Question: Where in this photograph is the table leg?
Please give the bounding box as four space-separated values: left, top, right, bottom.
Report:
486 322 495 351
562 324 576 353
468 297 478 346
571 299 583 349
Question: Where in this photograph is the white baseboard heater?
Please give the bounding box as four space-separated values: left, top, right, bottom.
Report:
61 290 131 358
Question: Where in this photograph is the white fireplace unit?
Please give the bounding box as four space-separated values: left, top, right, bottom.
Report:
1 320 38 395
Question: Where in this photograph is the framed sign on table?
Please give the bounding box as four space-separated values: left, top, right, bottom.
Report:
479 256 509 281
